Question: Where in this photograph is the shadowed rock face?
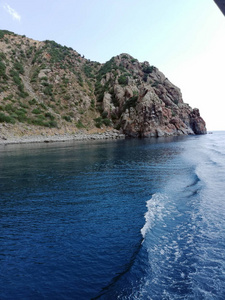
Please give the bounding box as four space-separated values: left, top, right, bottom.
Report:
0 31 206 138
190 109 207 135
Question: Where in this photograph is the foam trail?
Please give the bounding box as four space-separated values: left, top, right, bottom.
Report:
141 193 167 238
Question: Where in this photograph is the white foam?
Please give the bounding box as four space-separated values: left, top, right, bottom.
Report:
141 193 167 238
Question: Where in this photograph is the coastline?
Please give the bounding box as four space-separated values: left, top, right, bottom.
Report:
0 130 125 146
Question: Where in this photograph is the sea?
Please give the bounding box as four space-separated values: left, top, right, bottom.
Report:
0 131 225 300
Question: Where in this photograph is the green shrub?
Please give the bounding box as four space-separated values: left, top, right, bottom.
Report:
3 94 13 101
94 80 111 102
143 65 155 74
94 117 103 128
30 118 43 126
40 76 48 81
62 115 72 122
63 77 69 85
111 94 119 107
152 81 160 88
16 107 27 114
115 123 121 130
5 103 16 112
0 30 14 39
15 109 27 122
31 116 57 128
41 81 49 86
39 103 47 110
102 118 111 126
0 52 6 61
44 40 71 63
0 112 15 124
124 96 138 110
98 58 118 78
18 89 29 99
0 85 8 92
83 64 95 78
14 61 24 74
90 99 95 109
143 74 148 82
47 120 58 128
32 108 42 114
20 102 29 109
31 49 44 64
9 69 27 97
118 75 128 86
31 68 41 82
27 47 34 58
43 84 53 96
29 98 37 105
101 111 108 118
64 94 71 100
78 74 83 87
0 61 6 79
76 120 85 129
45 112 55 120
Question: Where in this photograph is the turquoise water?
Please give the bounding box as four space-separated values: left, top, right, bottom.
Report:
0 133 225 299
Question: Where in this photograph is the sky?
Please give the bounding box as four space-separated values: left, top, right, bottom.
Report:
0 0 225 130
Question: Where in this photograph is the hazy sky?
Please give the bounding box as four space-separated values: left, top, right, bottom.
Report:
0 0 224 130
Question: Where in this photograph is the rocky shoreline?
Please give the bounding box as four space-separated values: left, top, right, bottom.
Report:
0 130 125 146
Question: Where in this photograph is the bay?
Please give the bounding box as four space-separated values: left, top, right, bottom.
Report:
0 133 225 299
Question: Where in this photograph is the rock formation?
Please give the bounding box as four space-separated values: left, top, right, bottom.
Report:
0 30 206 138
96 54 206 137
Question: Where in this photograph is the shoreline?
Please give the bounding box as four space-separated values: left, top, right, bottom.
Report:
0 130 126 146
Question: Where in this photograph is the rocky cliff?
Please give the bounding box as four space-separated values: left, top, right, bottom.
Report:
0 30 206 138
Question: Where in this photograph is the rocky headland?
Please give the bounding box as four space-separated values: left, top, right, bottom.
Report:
0 29 206 144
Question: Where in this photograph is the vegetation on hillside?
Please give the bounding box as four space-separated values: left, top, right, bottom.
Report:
0 29 184 135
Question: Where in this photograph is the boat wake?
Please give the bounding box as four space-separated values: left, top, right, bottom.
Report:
141 193 167 239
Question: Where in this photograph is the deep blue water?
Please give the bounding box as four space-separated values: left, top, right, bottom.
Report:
0 132 225 299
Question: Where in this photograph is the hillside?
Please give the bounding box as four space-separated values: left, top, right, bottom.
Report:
0 30 206 138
